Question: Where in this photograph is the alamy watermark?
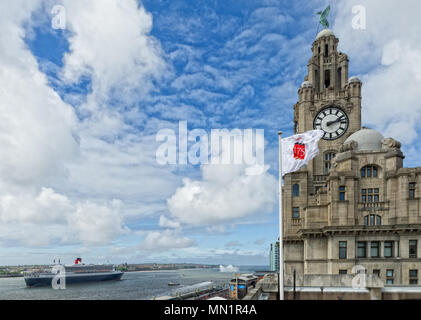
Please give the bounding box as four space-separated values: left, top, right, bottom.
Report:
352 5 366 30
51 5 66 30
351 265 367 289
156 121 265 175
52 264 66 290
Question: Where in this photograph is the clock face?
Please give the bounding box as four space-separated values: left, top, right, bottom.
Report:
313 106 349 140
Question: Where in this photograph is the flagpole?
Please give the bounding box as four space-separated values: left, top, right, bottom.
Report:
278 131 284 300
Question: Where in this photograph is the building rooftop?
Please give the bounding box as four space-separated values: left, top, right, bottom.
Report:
316 28 334 40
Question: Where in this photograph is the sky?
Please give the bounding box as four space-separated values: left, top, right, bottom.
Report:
0 0 421 266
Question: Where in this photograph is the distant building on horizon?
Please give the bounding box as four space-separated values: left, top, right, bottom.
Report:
269 241 279 272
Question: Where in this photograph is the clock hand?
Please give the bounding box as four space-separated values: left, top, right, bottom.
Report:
327 116 344 126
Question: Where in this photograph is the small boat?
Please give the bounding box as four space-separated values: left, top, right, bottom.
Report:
168 282 180 286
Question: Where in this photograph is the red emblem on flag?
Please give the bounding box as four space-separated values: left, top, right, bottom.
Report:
293 139 305 160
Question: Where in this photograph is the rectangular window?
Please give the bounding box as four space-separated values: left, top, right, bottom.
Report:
409 183 416 199
357 241 366 258
361 168 365 178
368 195 372 202
409 240 417 258
364 216 368 226
362 195 366 203
372 188 379 202
384 241 393 258
386 269 394 285
373 270 380 277
410 270 418 285
339 270 347 275
376 215 382 226
339 241 347 259
373 167 377 177
367 167 371 177
370 242 380 258
292 207 300 219
339 186 345 201
293 184 300 197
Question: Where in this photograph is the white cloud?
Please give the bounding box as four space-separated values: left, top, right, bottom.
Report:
0 0 176 251
0 1 79 187
167 162 276 226
140 229 195 252
67 200 127 245
159 215 181 229
334 0 421 144
0 188 71 224
61 0 166 106
0 187 127 246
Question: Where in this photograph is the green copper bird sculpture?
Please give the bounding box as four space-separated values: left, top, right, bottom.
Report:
317 5 331 32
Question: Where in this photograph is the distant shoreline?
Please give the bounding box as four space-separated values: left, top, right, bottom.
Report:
122 267 217 273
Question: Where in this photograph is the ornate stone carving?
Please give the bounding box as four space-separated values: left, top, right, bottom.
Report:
381 138 401 149
340 140 358 152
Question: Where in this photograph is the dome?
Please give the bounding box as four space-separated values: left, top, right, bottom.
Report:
316 29 334 40
347 76 361 83
344 128 384 151
300 81 313 88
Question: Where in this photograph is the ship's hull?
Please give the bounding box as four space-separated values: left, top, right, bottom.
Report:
25 271 124 287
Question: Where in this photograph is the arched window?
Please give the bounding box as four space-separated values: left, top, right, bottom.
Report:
292 184 300 197
337 67 342 88
324 151 336 174
324 69 330 88
361 165 379 178
364 214 381 226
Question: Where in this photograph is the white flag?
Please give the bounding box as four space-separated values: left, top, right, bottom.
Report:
281 130 324 176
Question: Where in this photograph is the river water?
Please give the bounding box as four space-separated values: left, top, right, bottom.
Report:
0 266 265 300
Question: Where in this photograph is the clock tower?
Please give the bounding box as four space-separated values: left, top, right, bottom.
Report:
282 28 421 288
294 28 362 177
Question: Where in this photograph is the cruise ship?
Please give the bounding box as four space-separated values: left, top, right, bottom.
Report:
24 258 124 287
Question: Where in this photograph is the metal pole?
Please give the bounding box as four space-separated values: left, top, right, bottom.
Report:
278 131 284 300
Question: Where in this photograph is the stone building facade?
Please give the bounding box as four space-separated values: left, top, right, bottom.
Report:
269 241 280 272
283 29 421 286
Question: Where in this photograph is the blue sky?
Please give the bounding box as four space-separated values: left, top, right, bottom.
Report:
1 0 421 266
